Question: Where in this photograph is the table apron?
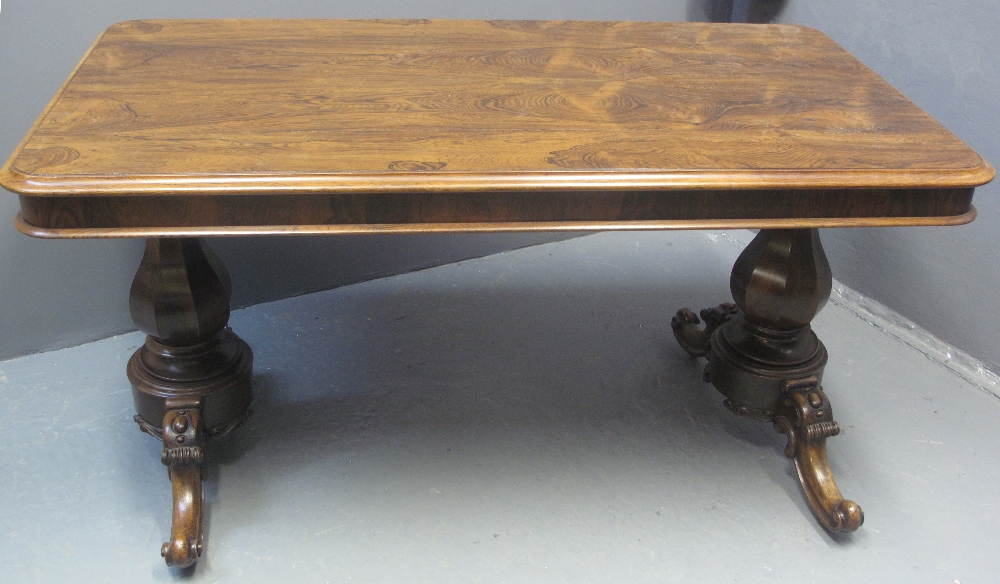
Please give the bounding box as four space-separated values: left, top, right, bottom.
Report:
17 187 976 238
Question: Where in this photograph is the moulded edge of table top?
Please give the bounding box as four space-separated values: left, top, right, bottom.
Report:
1 167 995 197
14 207 977 239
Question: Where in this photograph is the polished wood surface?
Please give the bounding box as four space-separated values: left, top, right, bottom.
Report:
1 19 992 236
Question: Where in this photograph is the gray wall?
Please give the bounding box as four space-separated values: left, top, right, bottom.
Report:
770 2 1000 371
0 1 688 359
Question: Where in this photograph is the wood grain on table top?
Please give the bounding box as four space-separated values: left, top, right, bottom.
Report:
1 19 992 197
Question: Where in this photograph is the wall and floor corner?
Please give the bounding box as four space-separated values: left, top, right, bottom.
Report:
1 0 997 374
770 0 1000 371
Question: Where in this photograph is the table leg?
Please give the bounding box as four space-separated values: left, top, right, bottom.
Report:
671 228 863 533
127 238 254 567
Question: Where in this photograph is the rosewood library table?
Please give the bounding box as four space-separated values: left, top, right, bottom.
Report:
1 19 993 568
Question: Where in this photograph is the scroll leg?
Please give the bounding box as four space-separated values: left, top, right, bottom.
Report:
160 398 206 567
774 377 863 533
127 238 253 568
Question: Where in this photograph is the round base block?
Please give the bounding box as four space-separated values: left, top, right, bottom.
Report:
706 315 827 421
128 328 253 432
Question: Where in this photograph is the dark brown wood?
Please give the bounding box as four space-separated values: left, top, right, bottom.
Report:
130 238 229 346
127 238 253 567
710 229 831 422
731 228 832 331
674 228 862 533
671 303 738 358
15 186 978 237
0 20 992 238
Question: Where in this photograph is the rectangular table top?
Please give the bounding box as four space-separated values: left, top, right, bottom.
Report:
1 19 993 237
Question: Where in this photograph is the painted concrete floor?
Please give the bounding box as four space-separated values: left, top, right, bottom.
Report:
2 231 998 583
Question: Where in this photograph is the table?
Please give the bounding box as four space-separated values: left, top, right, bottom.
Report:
1 19 992 568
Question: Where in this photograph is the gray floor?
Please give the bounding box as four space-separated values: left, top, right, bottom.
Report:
2 232 998 583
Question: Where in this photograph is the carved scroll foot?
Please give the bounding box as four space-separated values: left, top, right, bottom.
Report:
160 398 205 567
671 303 738 357
774 377 864 533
